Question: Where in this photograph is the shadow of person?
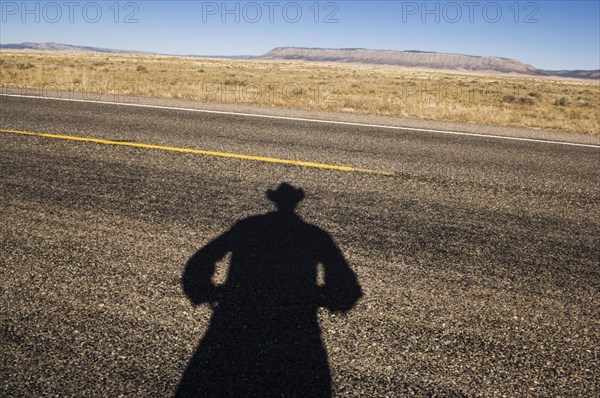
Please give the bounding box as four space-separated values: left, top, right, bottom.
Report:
176 183 362 398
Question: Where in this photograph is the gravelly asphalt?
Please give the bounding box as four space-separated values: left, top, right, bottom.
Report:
1 95 598 397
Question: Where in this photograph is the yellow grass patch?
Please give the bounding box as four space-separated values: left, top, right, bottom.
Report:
1 50 598 134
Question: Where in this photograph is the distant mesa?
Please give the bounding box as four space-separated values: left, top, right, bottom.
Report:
259 46 537 75
0 42 151 54
1 42 598 80
535 69 600 80
259 47 599 79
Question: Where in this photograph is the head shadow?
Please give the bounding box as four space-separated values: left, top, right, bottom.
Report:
175 182 362 398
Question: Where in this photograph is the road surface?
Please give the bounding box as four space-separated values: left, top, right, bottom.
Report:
1 95 598 397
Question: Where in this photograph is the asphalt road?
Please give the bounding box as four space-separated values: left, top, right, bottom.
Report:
1 95 598 397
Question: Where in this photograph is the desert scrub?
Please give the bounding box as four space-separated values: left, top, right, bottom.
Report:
0 50 598 134
16 62 34 69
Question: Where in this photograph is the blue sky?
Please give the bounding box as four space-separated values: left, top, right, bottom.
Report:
1 1 599 70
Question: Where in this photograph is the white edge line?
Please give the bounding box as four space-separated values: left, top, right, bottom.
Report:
1 93 599 149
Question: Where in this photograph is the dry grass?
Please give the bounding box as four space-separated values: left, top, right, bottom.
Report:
1 50 598 134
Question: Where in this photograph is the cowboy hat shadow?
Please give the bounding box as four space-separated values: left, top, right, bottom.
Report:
175 183 362 398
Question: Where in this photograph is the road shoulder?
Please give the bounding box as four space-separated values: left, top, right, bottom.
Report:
2 88 598 146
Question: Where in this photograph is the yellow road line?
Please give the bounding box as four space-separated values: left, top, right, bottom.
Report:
0 129 394 175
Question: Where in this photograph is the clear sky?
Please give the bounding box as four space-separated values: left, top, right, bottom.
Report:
1 0 599 70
